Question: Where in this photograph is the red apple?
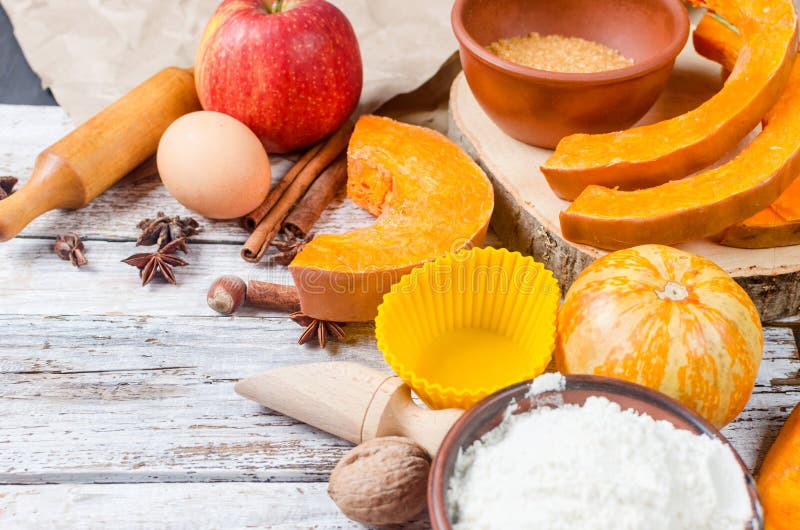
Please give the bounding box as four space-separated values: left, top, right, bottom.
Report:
195 0 362 153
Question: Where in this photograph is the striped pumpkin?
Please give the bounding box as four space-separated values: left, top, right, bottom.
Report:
556 244 763 428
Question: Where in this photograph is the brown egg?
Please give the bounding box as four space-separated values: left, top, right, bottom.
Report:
157 111 270 219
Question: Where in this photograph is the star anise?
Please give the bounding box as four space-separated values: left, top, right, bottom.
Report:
136 212 201 249
0 176 18 200
267 233 314 266
53 233 88 267
122 238 188 286
290 311 345 349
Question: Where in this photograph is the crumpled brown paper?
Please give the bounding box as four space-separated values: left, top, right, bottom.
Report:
2 0 457 125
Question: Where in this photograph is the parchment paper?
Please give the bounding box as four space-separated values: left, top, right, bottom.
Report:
1 0 457 125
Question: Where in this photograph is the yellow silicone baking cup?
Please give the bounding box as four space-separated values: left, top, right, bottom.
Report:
376 247 560 410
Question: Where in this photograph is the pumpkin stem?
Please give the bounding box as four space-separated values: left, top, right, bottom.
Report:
654 281 689 302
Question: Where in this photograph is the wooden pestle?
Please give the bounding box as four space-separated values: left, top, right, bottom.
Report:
234 362 465 457
0 67 200 241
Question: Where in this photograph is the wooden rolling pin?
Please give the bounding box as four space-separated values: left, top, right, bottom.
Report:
0 67 200 241
235 362 465 456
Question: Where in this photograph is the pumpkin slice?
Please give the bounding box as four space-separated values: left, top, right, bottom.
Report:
718 201 800 248
289 115 494 322
560 55 800 250
757 403 800 530
541 0 797 201
694 13 800 248
693 13 741 74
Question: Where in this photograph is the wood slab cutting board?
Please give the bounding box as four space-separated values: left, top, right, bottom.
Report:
448 42 800 322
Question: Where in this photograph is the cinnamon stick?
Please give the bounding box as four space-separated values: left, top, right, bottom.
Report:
246 280 301 312
242 142 324 232
242 120 354 232
282 154 347 239
241 121 354 263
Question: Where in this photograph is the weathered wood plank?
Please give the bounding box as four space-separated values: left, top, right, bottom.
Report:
0 238 295 317
0 236 503 318
0 312 797 484
721 327 800 474
0 313 384 484
0 483 431 529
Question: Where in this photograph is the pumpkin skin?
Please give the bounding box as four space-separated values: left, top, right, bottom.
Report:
757 403 800 530
556 245 763 428
717 203 800 249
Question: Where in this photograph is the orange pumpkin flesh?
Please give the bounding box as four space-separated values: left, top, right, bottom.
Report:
560 55 800 250
693 13 740 74
541 0 797 201
694 14 800 248
289 115 494 322
757 403 800 530
556 245 763 429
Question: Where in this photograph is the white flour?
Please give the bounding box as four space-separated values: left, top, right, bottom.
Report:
447 387 753 530
526 372 566 396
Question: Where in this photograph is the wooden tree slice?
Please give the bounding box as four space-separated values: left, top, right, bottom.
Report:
448 46 800 322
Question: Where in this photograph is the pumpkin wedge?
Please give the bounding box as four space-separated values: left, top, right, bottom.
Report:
560 59 800 250
693 13 740 74
757 403 800 530
694 13 800 248
718 200 800 248
289 115 494 322
541 0 797 201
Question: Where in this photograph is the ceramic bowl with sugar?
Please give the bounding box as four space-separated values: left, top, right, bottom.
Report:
451 0 690 148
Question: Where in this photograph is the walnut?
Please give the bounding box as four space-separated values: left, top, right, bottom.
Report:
328 436 430 526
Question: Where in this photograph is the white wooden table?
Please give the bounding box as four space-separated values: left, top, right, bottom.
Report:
1 103 799 528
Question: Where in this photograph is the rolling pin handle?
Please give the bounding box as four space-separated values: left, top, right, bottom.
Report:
362 376 464 457
234 362 465 455
0 151 84 241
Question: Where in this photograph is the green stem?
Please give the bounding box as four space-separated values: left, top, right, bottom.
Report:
264 0 284 13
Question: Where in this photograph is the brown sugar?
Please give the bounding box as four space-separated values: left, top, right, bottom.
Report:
487 32 634 73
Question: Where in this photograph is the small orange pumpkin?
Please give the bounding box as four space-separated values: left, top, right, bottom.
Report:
556 244 763 428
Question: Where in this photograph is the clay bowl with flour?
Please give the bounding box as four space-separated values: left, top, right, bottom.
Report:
428 375 763 529
451 0 689 148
